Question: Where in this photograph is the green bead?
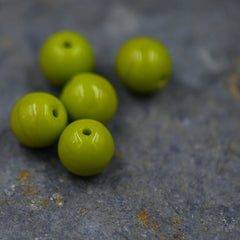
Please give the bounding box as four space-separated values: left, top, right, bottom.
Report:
60 73 118 124
10 92 68 148
40 31 94 87
58 119 115 176
115 37 172 94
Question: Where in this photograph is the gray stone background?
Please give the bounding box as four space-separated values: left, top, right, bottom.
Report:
0 0 240 239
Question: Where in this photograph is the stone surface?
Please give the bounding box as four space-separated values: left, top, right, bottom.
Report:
0 0 240 239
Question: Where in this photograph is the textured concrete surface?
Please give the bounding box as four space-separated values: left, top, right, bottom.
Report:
0 0 240 239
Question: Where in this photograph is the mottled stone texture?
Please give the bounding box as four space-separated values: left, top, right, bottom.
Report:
0 0 240 239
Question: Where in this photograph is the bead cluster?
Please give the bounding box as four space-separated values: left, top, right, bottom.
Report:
10 31 172 176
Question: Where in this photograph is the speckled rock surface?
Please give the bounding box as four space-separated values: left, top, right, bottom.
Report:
0 0 240 239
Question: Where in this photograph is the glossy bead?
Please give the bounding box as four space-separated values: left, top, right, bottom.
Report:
115 37 172 94
40 31 94 87
58 119 115 176
10 92 68 148
60 73 118 124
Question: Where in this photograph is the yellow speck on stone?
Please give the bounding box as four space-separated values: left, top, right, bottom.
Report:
79 208 87 215
157 210 162 215
52 193 64 207
22 187 37 195
171 218 184 225
26 216 33 221
1 200 7 204
153 223 159 232
229 73 240 98
136 209 152 228
17 171 30 181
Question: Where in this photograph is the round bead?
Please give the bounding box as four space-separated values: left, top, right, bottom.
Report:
40 31 94 87
58 119 115 176
10 92 68 148
60 73 118 124
115 37 172 94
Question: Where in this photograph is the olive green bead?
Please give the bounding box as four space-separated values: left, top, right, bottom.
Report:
58 119 115 176
116 37 172 94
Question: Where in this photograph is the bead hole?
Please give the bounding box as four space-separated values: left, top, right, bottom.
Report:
82 128 91 136
52 109 58 118
63 41 71 48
